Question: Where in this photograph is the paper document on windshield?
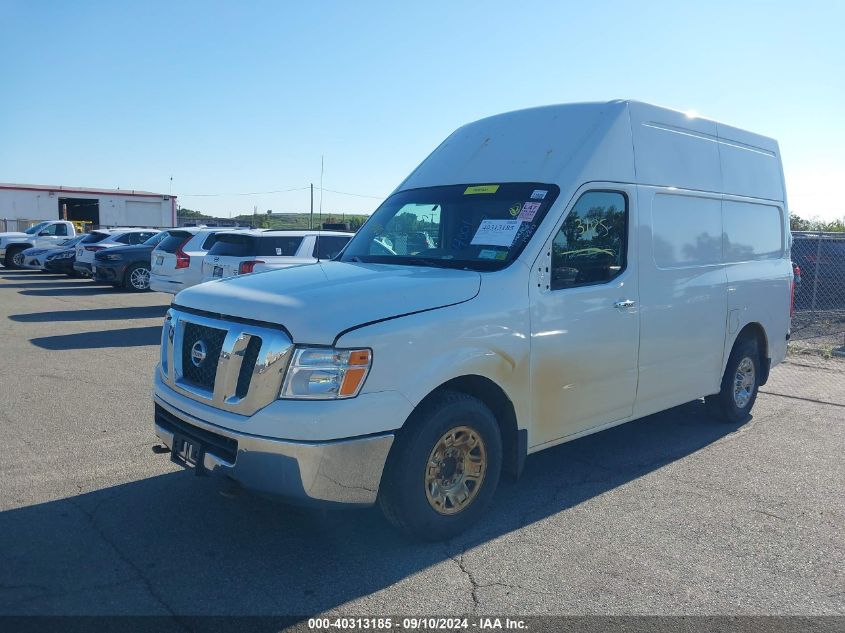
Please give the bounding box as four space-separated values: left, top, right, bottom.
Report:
470 219 521 247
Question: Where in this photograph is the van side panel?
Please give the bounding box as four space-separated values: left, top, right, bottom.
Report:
628 102 722 193
634 188 727 418
716 123 784 202
722 198 791 369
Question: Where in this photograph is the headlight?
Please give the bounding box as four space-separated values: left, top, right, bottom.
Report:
280 347 372 400
53 251 74 259
103 253 123 261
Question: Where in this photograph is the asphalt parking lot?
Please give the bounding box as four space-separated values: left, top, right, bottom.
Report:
1 268 843 619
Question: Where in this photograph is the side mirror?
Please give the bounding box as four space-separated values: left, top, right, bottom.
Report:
39 230 51 236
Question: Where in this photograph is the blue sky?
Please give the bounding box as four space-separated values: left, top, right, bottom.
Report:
1 0 843 220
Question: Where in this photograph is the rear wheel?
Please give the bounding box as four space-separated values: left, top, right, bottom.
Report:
125 263 151 292
378 391 502 541
705 337 760 423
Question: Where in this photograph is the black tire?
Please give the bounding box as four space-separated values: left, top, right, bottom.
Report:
4 246 25 269
705 337 760 423
378 390 502 541
124 263 151 292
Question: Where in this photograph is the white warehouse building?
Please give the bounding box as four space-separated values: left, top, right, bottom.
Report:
0 182 176 230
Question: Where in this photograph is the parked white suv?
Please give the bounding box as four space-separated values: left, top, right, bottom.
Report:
74 228 159 276
200 230 353 281
150 227 245 295
152 101 792 540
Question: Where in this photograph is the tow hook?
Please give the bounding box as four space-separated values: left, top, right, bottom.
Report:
151 444 170 454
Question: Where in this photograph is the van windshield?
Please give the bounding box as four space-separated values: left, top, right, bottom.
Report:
340 183 560 270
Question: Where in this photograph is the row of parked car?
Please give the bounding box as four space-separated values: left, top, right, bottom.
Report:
8 223 355 293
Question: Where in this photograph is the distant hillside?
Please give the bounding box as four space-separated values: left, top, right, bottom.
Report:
232 212 369 230
176 208 370 230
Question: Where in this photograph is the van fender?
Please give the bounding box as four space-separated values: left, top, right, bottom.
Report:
721 321 771 386
396 344 526 413
391 344 529 479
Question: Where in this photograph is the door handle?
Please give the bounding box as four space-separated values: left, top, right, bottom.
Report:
614 299 636 309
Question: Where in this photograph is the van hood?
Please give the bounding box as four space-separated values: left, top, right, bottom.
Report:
174 261 481 344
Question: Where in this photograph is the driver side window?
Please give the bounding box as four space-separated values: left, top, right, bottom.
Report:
551 191 627 290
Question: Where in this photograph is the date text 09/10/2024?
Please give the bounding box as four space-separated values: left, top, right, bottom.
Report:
307 617 528 630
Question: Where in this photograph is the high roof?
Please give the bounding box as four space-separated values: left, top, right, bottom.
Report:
398 99 784 203
0 183 173 198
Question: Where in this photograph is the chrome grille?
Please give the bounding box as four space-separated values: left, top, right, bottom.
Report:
236 335 263 399
159 308 293 416
181 322 226 391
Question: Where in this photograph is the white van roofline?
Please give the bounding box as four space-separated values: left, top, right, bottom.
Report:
398 99 785 204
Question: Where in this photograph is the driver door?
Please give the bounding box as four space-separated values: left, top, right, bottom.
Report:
528 187 639 448
34 223 69 248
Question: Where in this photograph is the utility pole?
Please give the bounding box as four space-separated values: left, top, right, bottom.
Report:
310 183 314 229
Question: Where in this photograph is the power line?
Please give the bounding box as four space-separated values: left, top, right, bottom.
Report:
320 188 384 200
180 186 311 197
178 185 384 200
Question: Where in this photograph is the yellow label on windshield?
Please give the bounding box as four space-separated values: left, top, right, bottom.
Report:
464 185 500 195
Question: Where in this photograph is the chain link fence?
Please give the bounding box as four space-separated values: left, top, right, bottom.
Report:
772 231 845 405
790 232 845 356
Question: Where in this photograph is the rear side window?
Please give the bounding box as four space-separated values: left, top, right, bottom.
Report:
128 232 156 245
208 234 257 257
723 201 783 261
201 233 222 250
651 194 722 268
81 232 109 244
551 191 628 289
143 232 168 247
313 235 351 259
157 231 193 253
257 236 303 257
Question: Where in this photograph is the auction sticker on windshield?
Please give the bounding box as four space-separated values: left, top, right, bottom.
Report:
471 219 520 247
464 185 500 195
518 201 542 221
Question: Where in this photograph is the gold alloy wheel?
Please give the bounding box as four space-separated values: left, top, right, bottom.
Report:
424 426 487 515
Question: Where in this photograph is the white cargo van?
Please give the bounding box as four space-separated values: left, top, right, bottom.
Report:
152 100 792 540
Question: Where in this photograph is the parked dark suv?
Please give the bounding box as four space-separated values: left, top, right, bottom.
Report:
92 231 168 291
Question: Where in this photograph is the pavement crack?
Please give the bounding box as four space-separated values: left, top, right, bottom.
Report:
759 390 845 408
750 508 786 521
449 548 480 612
67 497 191 630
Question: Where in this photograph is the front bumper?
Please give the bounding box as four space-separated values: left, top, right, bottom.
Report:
153 397 394 507
0 247 6 259
93 261 127 283
22 258 44 270
73 261 92 274
45 258 75 273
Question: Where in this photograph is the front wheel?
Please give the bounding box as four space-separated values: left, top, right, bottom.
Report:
4 247 25 269
378 391 502 541
124 264 151 292
705 337 760 423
